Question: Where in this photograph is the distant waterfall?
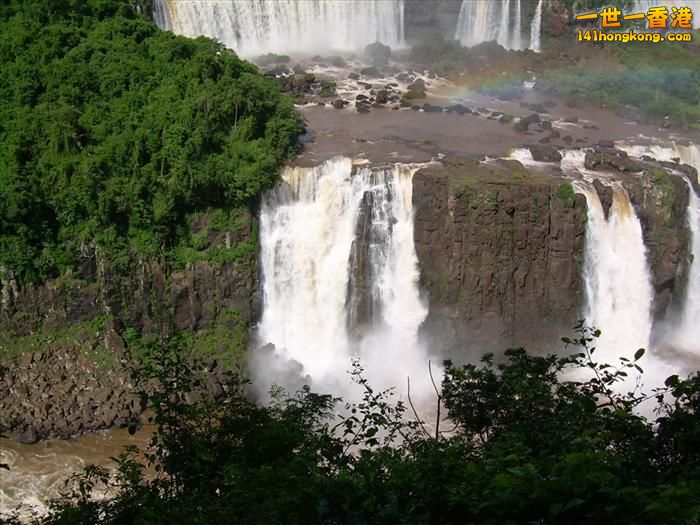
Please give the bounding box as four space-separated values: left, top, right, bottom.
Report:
577 183 654 359
455 0 532 50
153 0 405 57
529 0 543 52
256 158 431 400
513 0 522 50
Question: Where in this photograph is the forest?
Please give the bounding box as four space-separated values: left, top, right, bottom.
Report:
0 0 304 283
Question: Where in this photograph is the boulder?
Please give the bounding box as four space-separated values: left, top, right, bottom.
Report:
364 41 391 66
18 427 39 444
375 90 389 104
526 145 562 162
585 148 642 172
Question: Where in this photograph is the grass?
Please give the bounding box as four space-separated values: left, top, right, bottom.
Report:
556 182 576 208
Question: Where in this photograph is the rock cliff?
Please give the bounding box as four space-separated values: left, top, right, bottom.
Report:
0 210 258 439
413 158 587 358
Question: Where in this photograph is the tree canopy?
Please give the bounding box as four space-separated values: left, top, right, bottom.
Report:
7 324 697 525
0 0 304 282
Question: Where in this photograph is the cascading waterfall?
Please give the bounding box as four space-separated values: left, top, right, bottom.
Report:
675 181 700 352
529 0 544 52
617 142 700 353
455 0 527 50
513 0 522 50
255 158 432 401
153 0 405 57
577 183 654 358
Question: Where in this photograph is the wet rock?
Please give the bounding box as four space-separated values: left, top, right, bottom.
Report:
421 103 443 113
539 120 552 130
593 179 613 220
585 148 642 172
563 116 578 123
522 113 541 125
513 120 529 132
407 78 426 93
360 66 380 77
18 427 39 444
446 104 472 115
332 99 346 109
364 41 391 66
375 90 389 104
526 145 562 162
348 72 360 80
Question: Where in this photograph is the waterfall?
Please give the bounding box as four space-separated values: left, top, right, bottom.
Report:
617 142 700 354
675 182 700 352
455 0 521 49
498 0 512 48
529 0 543 52
577 183 654 360
152 0 405 57
455 0 536 50
513 0 522 50
256 158 431 400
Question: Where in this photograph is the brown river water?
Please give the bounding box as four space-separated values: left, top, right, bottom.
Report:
1 428 151 519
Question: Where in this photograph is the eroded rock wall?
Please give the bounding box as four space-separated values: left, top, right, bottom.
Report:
0 211 258 440
413 159 587 358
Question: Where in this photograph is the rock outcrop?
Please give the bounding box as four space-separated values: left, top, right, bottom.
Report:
413 158 587 358
0 210 258 440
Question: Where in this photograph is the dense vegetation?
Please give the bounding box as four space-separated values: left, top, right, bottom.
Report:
2 324 696 525
0 1 304 283
537 37 700 130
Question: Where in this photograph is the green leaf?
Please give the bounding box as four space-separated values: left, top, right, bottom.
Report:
634 348 645 361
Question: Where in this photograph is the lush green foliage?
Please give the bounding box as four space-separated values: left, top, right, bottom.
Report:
537 38 700 129
13 323 699 525
0 1 304 282
556 182 576 208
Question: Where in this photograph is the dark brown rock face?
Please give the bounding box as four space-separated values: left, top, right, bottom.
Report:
412 161 587 358
0 211 258 440
624 168 691 317
347 191 379 335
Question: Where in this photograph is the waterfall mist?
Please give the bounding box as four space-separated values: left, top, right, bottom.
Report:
153 0 405 57
253 158 435 407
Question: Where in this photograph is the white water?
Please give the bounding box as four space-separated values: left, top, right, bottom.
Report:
617 142 700 353
676 182 700 352
153 0 405 57
455 0 528 50
577 183 654 359
513 0 522 50
529 0 543 52
255 158 433 402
